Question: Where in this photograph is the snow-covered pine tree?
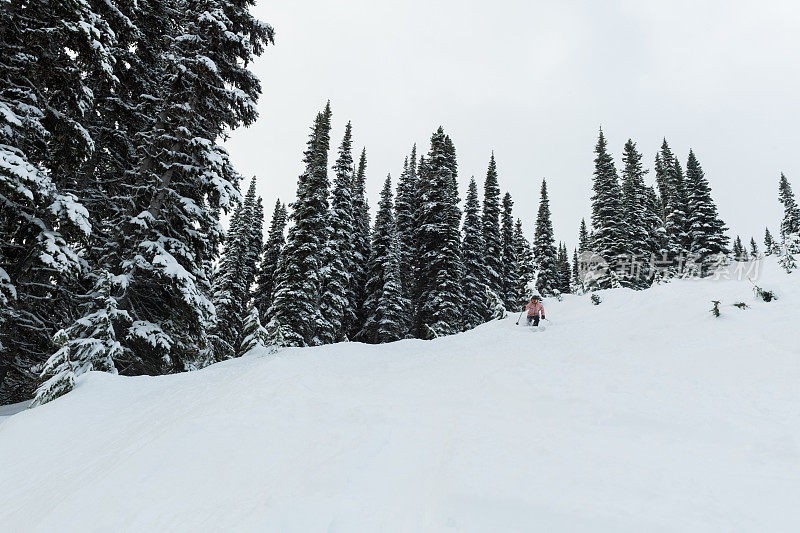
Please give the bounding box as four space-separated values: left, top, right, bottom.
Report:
621 139 650 287
254 200 287 322
240 306 269 355
32 272 129 406
210 178 263 360
481 153 503 299
512 219 535 308
644 185 669 262
732 236 746 260
764 228 777 256
461 178 490 329
749 238 759 258
348 148 371 339
0 0 116 402
319 122 356 344
777 173 800 272
360 176 408 343
778 173 800 240
590 129 627 289
556 243 572 295
657 140 690 264
395 145 419 331
572 248 581 291
685 150 729 274
102 0 272 374
500 192 518 307
533 179 559 295
415 127 464 338
578 218 590 253
268 103 333 347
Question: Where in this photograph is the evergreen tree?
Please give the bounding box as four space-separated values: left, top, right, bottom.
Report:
500 192 518 307
657 140 690 262
210 178 263 360
360 176 408 343
395 145 419 324
764 228 777 256
778 173 800 240
749 237 759 258
572 248 581 291
254 200 287 322
461 178 490 329
240 306 269 354
0 0 115 402
268 103 333 347
415 127 463 338
621 139 650 287
319 122 356 344
644 184 668 260
556 243 572 294
732 236 746 260
685 150 729 272
512 219 535 308
32 273 128 406
481 154 503 299
589 129 627 288
533 179 559 295
348 148 371 339
578 218 590 253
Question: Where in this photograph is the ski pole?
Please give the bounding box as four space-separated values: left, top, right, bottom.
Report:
515 311 524 325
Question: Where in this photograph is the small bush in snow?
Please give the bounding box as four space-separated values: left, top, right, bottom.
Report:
752 284 777 302
711 300 721 317
590 294 602 306
733 302 749 310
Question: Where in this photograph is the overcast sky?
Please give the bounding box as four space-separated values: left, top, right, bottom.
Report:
225 0 800 251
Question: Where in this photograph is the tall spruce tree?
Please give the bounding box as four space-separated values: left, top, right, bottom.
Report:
621 140 650 287
29 0 272 402
533 179 559 295
461 178 490 329
590 129 627 288
556 243 572 295
319 122 356 344
572 248 581 291
414 127 464 338
348 148 371 339
578 218 590 253
778 173 800 240
500 192 518 307
254 200 287 322
481 154 503 299
395 145 419 323
749 237 759 258
209 178 263 360
512 219 535 308
360 176 408 343
764 228 777 255
685 150 729 272
732 236 746 260
0 0 116 402
268 103 332 347
657 140 690 262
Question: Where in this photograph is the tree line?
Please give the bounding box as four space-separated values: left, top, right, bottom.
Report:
3 3 799 407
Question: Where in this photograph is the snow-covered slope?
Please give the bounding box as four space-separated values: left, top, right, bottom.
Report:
2 260 799 532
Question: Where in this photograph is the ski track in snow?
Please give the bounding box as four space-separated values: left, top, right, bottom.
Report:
1 259 799 532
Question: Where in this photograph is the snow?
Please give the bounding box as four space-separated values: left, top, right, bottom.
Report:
1 259 799 531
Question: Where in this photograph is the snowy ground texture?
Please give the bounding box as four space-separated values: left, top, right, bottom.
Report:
2 259 799 532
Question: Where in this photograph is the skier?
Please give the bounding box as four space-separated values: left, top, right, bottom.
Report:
524 295 545 326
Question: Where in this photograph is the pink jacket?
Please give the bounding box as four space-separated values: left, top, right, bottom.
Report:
525 301 545 318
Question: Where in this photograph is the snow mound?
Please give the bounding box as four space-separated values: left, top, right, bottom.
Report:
1 259 799 532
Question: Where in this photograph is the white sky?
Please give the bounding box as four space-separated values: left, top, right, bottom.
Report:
225 0 800 251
